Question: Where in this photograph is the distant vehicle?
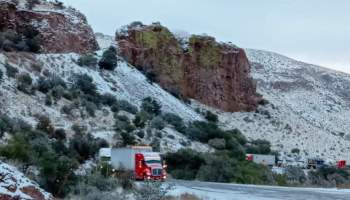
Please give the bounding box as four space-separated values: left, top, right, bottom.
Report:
99 146 167 181
336 160 346 169
307 158 325 169
246 154 275 166
271 166 286 175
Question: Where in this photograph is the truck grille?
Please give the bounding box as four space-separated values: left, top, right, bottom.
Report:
152 169 162 176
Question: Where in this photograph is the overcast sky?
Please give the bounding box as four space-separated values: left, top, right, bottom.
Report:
61 0 350 74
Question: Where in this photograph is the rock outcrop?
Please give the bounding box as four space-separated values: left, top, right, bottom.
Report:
0 161 54 200
0 0 98 53
117 23 260 112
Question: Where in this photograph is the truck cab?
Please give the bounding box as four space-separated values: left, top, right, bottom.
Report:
135 152 166 180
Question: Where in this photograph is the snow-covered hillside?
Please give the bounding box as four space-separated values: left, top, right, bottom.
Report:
1 31 349 163
215 49 350 163
0 34 206 153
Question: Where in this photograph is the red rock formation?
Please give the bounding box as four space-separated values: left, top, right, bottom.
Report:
0 0 98 53
117 24 261 112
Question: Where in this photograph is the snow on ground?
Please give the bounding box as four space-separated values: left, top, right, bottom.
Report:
0 34 203 152
0 161 53 199
209 49 350 163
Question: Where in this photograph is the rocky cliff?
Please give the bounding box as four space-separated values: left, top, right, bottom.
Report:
117 23 261 112
0 0 98 53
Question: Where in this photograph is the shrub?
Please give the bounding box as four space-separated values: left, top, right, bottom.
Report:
37 76 66 94
27 0 41 9
275 174 288 186
100 93 117 106
82 100 97 117
31 63 42 72
36 115 54 136
73 74 98 96
133 111 151 128
39 153 78 197
98 46 118 70
115 115 135 133
291 148 300 154
208 138 226 149
61 104 74 115
0 114 31 135
69 133 105 162
0 27 41 53
78 54 98 67
162 112 186 133
226 129 247 145
51 85 65 100
165 149 205 180
196 154 237 182
71 124 87 135
150 116 165 130
53 128 66 140
45 94 52 106
150 138 161 152
0 133 34 163
135 181 171 200
115 99 138 114
225 138 246 160
0 69 3 83
25 37 40 53
141 97 161 116
185 121 228 143
136 130 145 138
17 73 33 94
205 110 218 123
145 71 157 83
83 172 119 192
246 139 271 155
120 131 136 146
4 63 18 78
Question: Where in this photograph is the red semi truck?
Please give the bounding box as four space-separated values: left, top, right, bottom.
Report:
336 160 346 169
100 146 167 181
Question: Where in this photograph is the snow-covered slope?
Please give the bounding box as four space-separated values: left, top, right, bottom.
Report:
0 161 53 200
0 34 206 153
216 49 350 163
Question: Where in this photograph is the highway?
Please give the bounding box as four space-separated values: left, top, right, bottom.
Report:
168 180 350 200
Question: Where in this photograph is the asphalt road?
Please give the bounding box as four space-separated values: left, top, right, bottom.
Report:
168 180 350 200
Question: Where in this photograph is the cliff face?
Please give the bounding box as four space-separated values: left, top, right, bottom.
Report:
0 0 98 53
117 24 260 112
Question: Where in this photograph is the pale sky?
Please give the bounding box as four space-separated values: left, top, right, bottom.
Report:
61 0 350 74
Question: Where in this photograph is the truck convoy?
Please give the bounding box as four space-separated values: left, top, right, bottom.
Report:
99 146 167 181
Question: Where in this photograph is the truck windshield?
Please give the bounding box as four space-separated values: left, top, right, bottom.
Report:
145 160 161 164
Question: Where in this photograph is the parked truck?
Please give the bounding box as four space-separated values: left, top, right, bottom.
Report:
307 158 325 169
246 154 276 166
336 160 346 169
99 146 167 181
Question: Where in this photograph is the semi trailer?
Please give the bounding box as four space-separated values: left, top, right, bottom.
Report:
246 154 276 166
99 146 167 181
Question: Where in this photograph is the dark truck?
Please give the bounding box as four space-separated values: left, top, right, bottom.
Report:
307 158 325 169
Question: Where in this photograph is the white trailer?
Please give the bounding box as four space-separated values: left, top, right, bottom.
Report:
246 154 275 166
110 146 152 170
